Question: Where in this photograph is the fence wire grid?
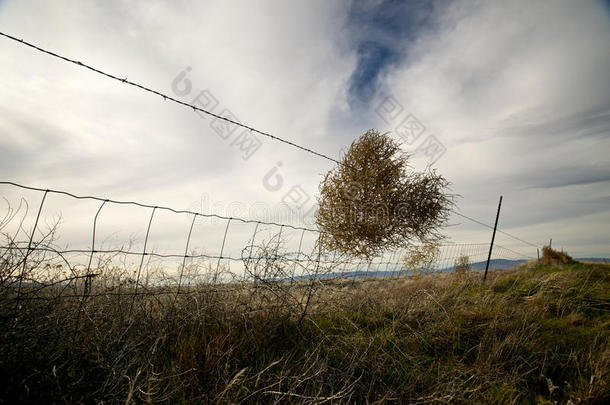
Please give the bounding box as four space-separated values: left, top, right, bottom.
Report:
1 181 537 314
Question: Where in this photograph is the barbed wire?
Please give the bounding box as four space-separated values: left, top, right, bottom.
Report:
0 31 342 166
0 32 540 249
453 212 539 248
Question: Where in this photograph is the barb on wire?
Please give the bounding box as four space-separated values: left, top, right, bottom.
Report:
0 31 342 167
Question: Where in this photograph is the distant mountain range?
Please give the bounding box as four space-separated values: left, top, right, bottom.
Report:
12 258 610 287
294 257 609 280
290 258 528 281
462 259 527 272
577 258 610 263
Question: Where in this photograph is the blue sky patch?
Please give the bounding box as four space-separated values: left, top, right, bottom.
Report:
345 0 447 107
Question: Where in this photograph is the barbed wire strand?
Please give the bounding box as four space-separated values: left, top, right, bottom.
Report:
0 31 342 167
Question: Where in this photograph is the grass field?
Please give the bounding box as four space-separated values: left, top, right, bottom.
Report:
1 257 608 403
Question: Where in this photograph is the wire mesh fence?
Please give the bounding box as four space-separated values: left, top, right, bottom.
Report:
0 181 538 312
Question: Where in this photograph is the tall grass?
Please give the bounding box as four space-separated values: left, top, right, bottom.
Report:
1 259 608 403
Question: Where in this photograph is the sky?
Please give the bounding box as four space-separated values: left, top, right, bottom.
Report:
0 0 609 261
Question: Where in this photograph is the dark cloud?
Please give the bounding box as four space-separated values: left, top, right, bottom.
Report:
345 0 449 106
524 166 610 189
501 109 610 143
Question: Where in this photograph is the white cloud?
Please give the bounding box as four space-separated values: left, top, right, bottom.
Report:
374 0 610 255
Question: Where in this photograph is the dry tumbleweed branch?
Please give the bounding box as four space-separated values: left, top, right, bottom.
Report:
316 129 453 258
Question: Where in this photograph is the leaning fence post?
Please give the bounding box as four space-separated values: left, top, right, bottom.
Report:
245 222 260 283
14 190 48 325
84 200 108 293
483 195 502 282
298 239 322 327
291 229 305 286
215 218 232 283
166 212 198 332
74 199 107 337
177 213 197 295
129 206 157 317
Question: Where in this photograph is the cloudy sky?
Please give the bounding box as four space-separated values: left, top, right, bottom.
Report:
1 0 609 260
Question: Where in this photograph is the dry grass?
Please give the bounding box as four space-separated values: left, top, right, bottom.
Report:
540 245 575 266
1 261 608 403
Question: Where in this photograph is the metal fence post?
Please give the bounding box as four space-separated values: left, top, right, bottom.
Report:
483 195 503 282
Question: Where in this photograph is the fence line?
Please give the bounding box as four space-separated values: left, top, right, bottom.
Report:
1 181 538 311
0 181 318 233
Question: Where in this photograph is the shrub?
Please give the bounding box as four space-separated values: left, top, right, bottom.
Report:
316 129 453 258
403 241 441 274
454 254 470 273
540 245 574 265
